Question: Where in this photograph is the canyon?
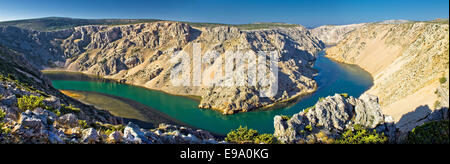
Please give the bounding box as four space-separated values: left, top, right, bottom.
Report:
326 21 449 136
1 18 449 144
0 22 325 114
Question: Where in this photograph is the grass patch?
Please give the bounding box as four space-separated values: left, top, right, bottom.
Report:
60 104 81 115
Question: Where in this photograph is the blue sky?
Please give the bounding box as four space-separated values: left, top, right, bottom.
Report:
0 0 448 27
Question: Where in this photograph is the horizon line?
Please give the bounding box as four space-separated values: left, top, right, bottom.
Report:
0 16 449 27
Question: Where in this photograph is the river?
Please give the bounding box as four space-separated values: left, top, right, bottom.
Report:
46 51 373 135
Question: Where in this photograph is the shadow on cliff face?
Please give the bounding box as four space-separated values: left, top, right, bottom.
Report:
395 105 449 142
271 32 323 100
188 27 202 42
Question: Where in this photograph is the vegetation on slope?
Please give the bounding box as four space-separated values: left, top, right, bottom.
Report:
17 95 45 112
424 18 449 24
225 126 277 144
0 17 302 31
0 46 50 97
407 120 449 144
0 110 10 135
0 17 161 31
334 124 389 144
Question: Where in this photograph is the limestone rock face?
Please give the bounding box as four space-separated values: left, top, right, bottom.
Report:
274 94 394 144
310 23 367 45
353 94 385 128
81 128 99 144
123 122 151 144
58 113 78 128
326 22 449 121
0 22 325 113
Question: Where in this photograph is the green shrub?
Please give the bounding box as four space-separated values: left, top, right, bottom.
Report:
60 104 81 115
434 101 441 109
17 95 45 111
0 110 5 120
92 121 125 135
407 120 449 144
318 97 326 102
305 124 313 132
303 106 314 114
280 115 291 121
439 77 447 84
225 126 277 144
103 129 115 136
45 106 61 116
226 126 258 144
340 93 349 98
78 120 89 129
334 124 388 144
255 134 277 144
0 110 11 135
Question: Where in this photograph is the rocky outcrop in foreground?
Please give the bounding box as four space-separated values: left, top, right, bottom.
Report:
0 83 220 144
0 46 221 144
274 94 396 144
0 21 325 114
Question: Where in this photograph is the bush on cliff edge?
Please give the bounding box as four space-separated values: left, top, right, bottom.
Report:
334 124 389 144
407 120 449 144
225 126 277 144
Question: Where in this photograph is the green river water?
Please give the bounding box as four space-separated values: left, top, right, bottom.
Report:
49 52 373 135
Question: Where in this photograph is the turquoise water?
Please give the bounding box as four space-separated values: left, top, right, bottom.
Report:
50 52 373 135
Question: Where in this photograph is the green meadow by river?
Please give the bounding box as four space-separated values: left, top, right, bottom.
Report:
46 52 373 135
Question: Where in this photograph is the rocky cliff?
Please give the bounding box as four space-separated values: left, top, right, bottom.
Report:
273 93 396 144
0 21 325 114
326 22 449 123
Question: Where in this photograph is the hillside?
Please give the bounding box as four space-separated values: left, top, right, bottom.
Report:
0 17 162 31
310 23 367 45
0 17 303 31
0 45 222 144
0 20 325 114
1 17 448 144
326 21 449 136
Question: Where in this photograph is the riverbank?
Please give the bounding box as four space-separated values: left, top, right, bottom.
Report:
44 69 317 114
45 52 374 135
60 90 192 128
